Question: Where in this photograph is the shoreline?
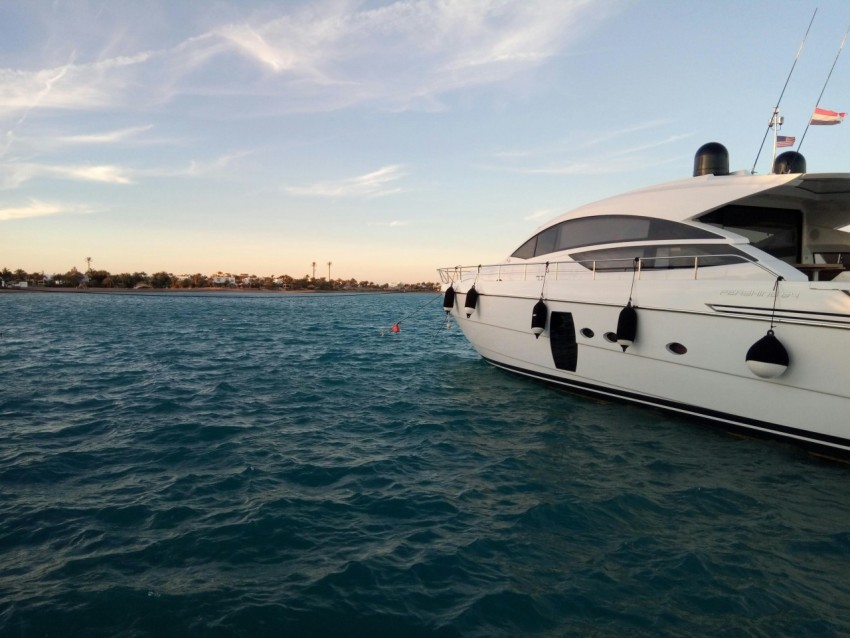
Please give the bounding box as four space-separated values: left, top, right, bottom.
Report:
0 286 422 295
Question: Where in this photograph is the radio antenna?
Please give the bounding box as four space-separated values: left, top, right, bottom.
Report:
751 8 817 174
797 22 850 154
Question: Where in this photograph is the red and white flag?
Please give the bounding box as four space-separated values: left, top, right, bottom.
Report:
810 107 846 125
776 135 795 147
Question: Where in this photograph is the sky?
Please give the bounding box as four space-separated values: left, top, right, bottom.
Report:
2 0 850 284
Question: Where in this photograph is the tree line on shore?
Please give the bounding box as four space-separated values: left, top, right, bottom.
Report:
0 267 439 292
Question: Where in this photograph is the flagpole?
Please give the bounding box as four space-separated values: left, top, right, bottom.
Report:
750 8 817 174
769 107 782 174
798 22 850 154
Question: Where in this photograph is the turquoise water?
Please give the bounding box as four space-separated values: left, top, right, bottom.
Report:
1 291 849 637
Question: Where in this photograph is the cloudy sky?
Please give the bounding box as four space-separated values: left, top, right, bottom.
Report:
2 0 849 283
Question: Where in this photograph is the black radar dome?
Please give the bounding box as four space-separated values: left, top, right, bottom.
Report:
693 142 730 177
773 151 807 174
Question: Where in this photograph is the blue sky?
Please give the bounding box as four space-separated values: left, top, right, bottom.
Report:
2 0 849 283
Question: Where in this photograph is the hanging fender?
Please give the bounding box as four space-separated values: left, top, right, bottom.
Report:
616 302 637 352
442 285 456 314
531 299 547 338
747 276 789 378
464 285 479 318
746 330 789 378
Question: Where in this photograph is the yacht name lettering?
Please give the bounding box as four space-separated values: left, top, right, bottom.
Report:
720 289 800 299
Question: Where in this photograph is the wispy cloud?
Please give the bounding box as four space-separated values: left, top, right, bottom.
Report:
518 135 694 175
285 165 405 198
62 164 134 183
57 125 154 144
0 199 97 222
0 1 611 119
523 208 561 221
0 52 153 119
1 150 249 190
0 162 134 189
3 54 75 122
214 24 299 74
0 2 619 196
368 220 410 228
493 121 672 160
490 131 694 176
3 125 171 160
184 151 251 177
572 120 673 152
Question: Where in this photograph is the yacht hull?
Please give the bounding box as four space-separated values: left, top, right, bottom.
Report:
440 161 850 457
448 283 850 456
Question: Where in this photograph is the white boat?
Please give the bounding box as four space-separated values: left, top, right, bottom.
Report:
438 143 850 457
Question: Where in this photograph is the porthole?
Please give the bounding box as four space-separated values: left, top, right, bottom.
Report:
603 332 618 343
666 342 687 355
580 328 595 338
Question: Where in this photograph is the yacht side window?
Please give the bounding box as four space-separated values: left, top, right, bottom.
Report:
512 236 537 259
570 244 751 270
511 215 721 259
699 205 802 264
536 227 559 255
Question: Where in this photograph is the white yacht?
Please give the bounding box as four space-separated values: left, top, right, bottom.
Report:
438 143 850 457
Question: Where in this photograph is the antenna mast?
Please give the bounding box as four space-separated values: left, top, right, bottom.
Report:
751 9 817 174
797 22 850 154
768 107 785 171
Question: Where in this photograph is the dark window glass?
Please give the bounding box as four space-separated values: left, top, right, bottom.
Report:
699 205 802 263
570 244 751 271
512 236 537 259
536 227 559 255
815 253 849 265
511 215 721 259
558 216 650 250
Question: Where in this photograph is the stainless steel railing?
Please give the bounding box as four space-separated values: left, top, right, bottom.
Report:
437 254 783 284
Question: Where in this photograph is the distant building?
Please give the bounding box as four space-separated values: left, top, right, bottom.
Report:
211 274 237 287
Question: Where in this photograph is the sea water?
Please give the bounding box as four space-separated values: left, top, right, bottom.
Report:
1 291 849 637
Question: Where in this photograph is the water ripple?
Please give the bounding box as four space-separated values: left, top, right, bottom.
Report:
1 292 850 637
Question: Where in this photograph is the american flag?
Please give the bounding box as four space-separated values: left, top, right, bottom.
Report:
776 135 795 147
